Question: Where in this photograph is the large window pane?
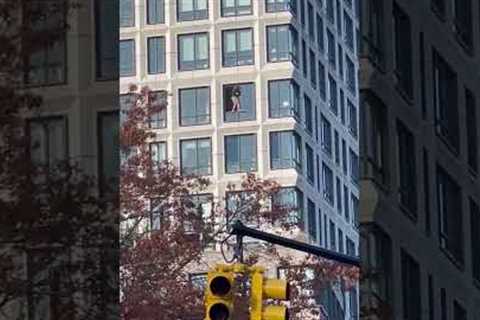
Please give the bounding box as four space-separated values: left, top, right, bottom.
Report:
270 131 302 171
224 83 256 122
221 0 252 16
147 0 165 24
222 29 254 67
225 134 257 173
120 39 135 76
120 0 134 27
180 138 212 175
178 33 209 71
268 79 300 118
267 25 298 63
180 87 211 126
147 37 166 74
178 0 208 21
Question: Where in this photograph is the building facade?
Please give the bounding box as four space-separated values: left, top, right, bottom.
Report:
119 0 361 318
359 0 480 319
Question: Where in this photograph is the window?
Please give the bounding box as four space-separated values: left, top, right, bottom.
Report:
225 134 257 173
321 115 332 156
338 44 343 78
470 199 480 283
336 177 342 214
317 14 324 52
344 185 349 220
318 209 323 246
338 229 344 253
340 89 345 124
364 97 388 185
177 0 208 21
148 91 167 129
318 61 327 100
323 163 334 205
336 0 341 34
401 249 421 320
453 0 473 50
342 139 347 175
180 87 210 126
334 130 340 164
465 89 478 173
440 288 447 320
273 187 304 224
348 100 358 138
346 237 355 257
268 79 300 118
314 105 319 141
327 30 336 68
437 166 464 265
328 75 338 114
393 3 413 98
362 0 384 67
316 155 321 191
150 141 167 164
95 0 118 80
361 227 392 308
326 0 335 23
265 0 296 13
178 33 209 71
221 0 252 16
24 0 67 86
120 39 135 76
306 144 315 184
351 193 359 227
180 138 212 175
267 24 298 63
309 50 316 88
224 83 256 122
147 37 166 74
346 56 356 93
28 117 68 167
223 28 254 67
397 121 417 215
350 149 359 185
120 0 135 27
344 11 354 50
453 301 467 320
297 0 305 26
98 112 119 195
302 40 307 77
329 220 336 250
431 0 445 18
307 199 316 240
304 95 313 134
270 131 302 170
147 0 165 24
433 50 459 152
307 2 314 38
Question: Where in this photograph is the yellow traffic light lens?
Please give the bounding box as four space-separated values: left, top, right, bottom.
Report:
209 303 230 320
210 276 231 296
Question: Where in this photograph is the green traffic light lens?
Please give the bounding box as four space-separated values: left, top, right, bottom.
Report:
210 276 231 296
209 303 230 320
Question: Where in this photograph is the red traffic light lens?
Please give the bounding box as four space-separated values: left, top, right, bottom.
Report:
210 276 231 296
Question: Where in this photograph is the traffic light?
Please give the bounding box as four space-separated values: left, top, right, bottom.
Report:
250 267 290 320
205 265 235 320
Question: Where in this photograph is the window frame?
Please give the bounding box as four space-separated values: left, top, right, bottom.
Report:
222 28 255 67
179 86 211 126
177 32 210 71
180 137 213 176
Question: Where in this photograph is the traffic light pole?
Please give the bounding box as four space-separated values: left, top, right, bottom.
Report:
230 220 360 267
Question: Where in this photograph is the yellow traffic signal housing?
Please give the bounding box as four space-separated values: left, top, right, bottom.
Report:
250 267 290 320
205 265 235 320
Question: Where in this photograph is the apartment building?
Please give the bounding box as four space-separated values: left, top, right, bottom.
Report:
1 0 119 318
119 0 360 318
359 0 480 319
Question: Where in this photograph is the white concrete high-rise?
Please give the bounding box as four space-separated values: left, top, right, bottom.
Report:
119 0 360 318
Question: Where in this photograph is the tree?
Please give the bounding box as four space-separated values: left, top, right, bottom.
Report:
119 85 359 320
0 1 117 319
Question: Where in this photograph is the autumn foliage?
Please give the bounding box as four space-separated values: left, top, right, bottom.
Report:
119 86 359 320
